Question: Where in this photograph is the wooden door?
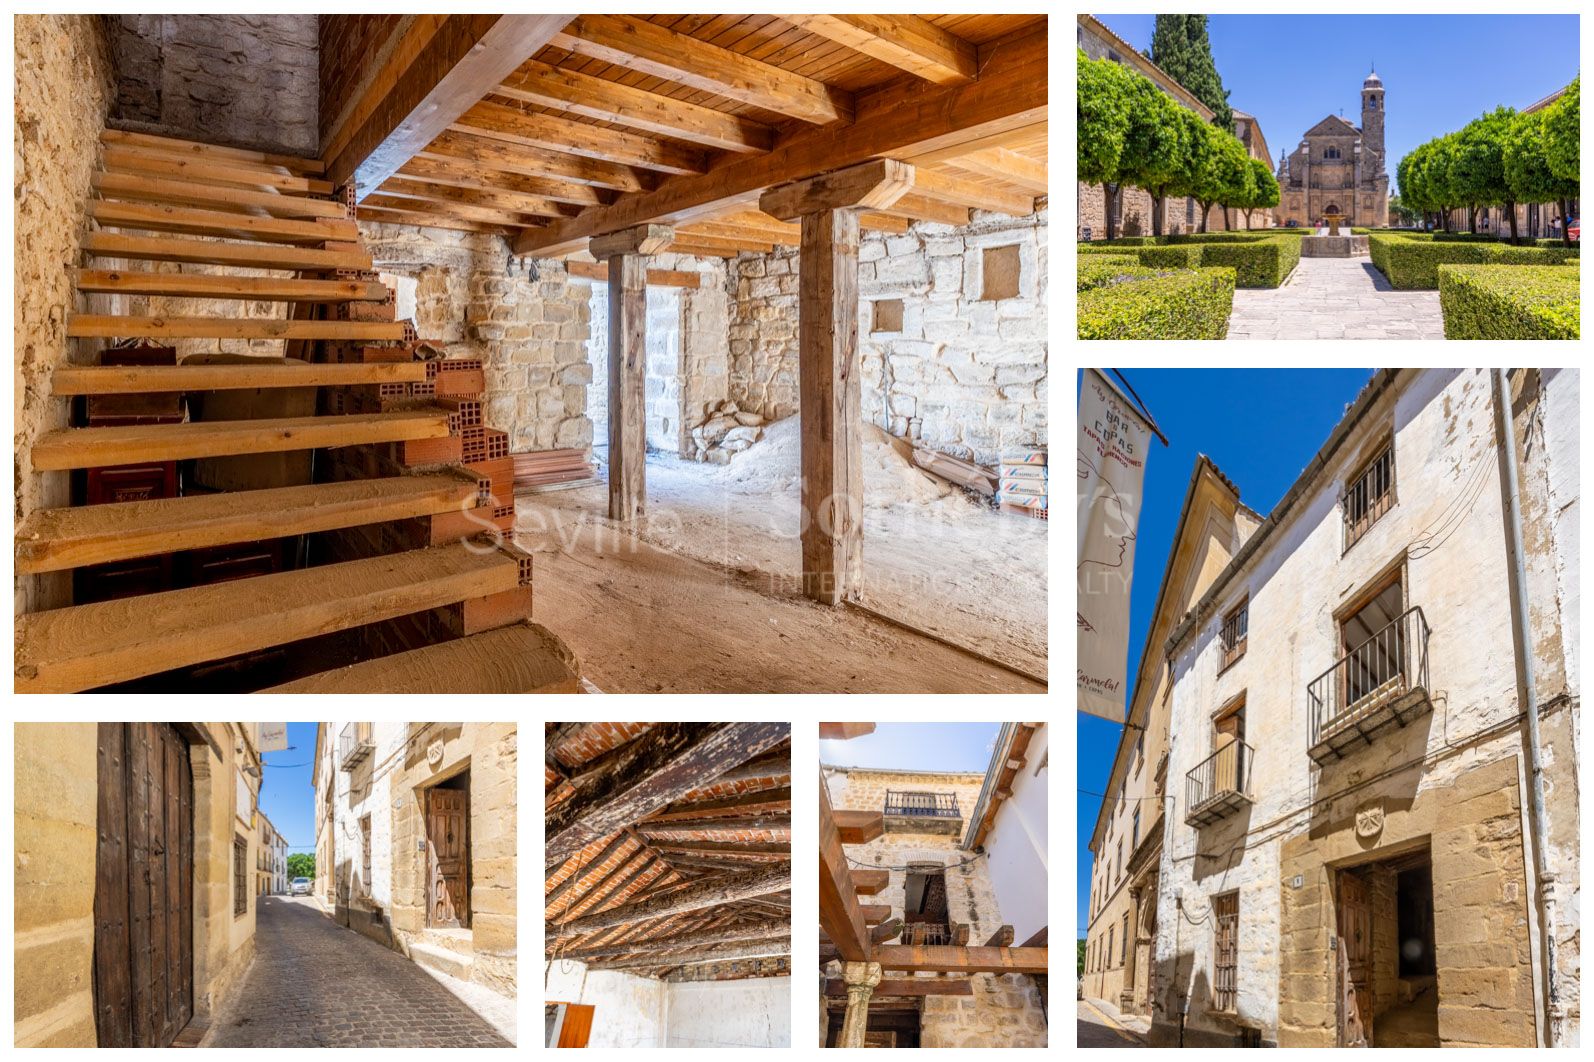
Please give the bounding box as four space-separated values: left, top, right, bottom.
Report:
557 1003 595 1047
426 786 470 928
94 723 193 1048
1338 870 1373 1048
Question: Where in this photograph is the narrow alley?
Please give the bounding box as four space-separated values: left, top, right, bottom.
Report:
208 897 510 1048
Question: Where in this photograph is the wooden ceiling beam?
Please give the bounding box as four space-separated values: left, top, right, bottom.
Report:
694 744 792 788
908 167 1037 217
819 722 875 741
933 146 1048 195
653 852 771 872
590 936 791 970
497 59 774 154
546 722 790 862
851 868 889 896
667 231 778 255
564 260 702 289
551 15 853 126
546 832 633 911
779 14 976 86
356 205 515 236
648 840 788 858
327 15 576 198
564 853 664 920
398 155 609 206
421 132 652 194
377 177 571 219
834 809 884 845
877 193 972 228
556 920 789 960
680 220 800 246
659 243 739 260
361 193 548 229
646 785 793 822
557 861 791 934
872 944 1049 975
859 212 913 233
818 767 872 963
824 977 973 998
452 101 707 175
639 813 791 837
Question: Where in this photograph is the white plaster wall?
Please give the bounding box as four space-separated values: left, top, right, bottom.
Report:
983 725 1049 944
1157 368 1533 1041
1541 367 1580 696
545 959 668 1047
332 721 397 910
664 977 792 1047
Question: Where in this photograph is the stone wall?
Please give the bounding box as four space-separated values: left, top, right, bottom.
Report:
14 14 115 615
361 224 593 456
729 208 1050 468
107 14 318 156
1078 182 1271 240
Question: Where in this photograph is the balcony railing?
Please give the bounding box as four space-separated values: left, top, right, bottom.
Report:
904 923 953 946
1308 606 1432 764
883 791 959 818
339 722 374 770
1185 740 1254 827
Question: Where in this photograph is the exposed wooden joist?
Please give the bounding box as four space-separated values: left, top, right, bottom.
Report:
640 814 790 837
645 785 792 822
666 231 776 255
983 925 1016 948
513 28 1044 256
824 978 974 998
880 193 972 228
545 832 635 912
859 904 891 925
834 809 884 845
545 721 788 861
563 260 701 289
779 14 976 85
564 853 662 921
648 840 788 858
870 917 904 944
818 767 871 963
362 192 552 229
933 146 1048 194
328 15 576 197
452 101 706 176
497 59 774 154
421 132 651 194
356 205 514 237
679 220 798 246
591 937 790 970
908 166 1036 217
377 176 571 219
872 945 1048 975
551 15 853 126
398 154 608 206
556 861 790 934
92 171 349 219
851 868 889 895
702 745 793 788
556 920 788 960
657 852 775 872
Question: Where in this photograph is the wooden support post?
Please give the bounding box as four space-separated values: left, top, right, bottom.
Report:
760 161 915 604
838 961 883 1048
590 224 672 523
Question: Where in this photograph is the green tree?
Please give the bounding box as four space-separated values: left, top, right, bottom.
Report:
1452 107 1518 240
1191 123 1250 232
1387 194 1420 227
1116 73 1189 238
1505 110 1581 247
1147 14 1233 132
287 852 315 880
1077 50 1135 240
1240 157 1280 229
1078 938 1087 976
1542 76 1579 184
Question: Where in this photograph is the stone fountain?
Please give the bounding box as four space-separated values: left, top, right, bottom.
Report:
1301 211 1369 257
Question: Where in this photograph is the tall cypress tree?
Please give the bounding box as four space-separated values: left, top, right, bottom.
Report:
1147 15 1233 132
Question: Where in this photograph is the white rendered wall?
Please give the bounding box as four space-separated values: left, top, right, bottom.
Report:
983 725 1049 943
545 959 668 1048
664 977 792 1047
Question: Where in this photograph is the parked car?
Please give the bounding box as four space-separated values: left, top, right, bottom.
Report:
1569 219 1580 241
290 877 311 896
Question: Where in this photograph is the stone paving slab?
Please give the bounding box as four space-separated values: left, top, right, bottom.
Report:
1227 257 1444 340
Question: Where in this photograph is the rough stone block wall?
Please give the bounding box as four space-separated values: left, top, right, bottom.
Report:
729 208 1050 468
361 224 593 456
14 13 115 615
645 286 682 453
108 14 319 156
1078 183 1269 240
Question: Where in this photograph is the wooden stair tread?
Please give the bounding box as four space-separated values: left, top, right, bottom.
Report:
16 474 479 575
94 171 348 219
102 145 334 195
84 232 371 272
66 315 406 341
91 200 358 244
101 129 327 176
73 269 390 304
53 359 425 395
14 543 524 693
32 411 450 471
264 621 580 694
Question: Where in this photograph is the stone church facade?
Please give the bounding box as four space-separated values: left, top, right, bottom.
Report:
1276 72 1389 228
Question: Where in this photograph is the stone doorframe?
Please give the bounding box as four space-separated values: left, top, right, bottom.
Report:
1121 864 1160 1015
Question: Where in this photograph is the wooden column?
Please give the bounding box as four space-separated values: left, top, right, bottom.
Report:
838 960 883 1048
760 160 915 604
590 224 672 522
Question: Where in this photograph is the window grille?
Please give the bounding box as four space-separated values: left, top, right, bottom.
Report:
1343 444 1395 549
1214 892 1240 1010
1221 601 1249 668
233 837 248 917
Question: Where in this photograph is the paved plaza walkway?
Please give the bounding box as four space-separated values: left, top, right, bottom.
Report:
1227 257 1444 340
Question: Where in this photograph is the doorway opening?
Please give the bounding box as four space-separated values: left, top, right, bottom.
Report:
902 863 950 945
426 770 471 929
824 1003 921 1047
1336 844 1438 1048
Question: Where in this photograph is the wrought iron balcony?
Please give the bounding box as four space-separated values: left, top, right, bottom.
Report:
1186 740 1254 827
339 722 374 770
1308 606 1432 765
883 790 959 818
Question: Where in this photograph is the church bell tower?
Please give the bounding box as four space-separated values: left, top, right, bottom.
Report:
1361 68 1385 176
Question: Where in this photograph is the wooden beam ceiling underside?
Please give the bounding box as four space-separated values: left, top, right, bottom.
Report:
348 14 1047 250
544 722 792 979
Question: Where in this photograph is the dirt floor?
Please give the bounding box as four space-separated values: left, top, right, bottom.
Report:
512 418 1048 693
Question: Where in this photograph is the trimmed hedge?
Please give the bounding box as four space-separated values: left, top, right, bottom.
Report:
1079 243 1148 255
1077 259 1160 292
1536 238 1580 250
1431 232 1503 243
1368 235 1579 289
1194 236 1301 287
1438 265 1580 339
1137 245 1204 268
1077 267 1237 340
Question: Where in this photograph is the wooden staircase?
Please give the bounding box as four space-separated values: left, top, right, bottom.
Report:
15 129 579 694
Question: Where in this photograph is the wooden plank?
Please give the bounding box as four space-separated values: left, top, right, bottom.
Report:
819 722 875 740
356 205 516 237
327 15 577 197
546 722 788 861
871 944 1049 975
590 224 674 260
870 917 904 944
128 725 153 1045
983 924 1015 947
557 920 789 960
421 132 651 194
681 219 800 246
909 166 1036 216
852 868 889 895
819 767 871 963
93 723 132 1045
268 621 578 693
17 474 477 575
93 171 349 219
377 176 570 219
696 746 792 787
555 862 791 934
667 232 778 255
592 937 790 969
859 903 891 925
496 59 774 154
398 155 608 206
160 725 181 1042
932 146 1048 194
781 15 976 85
859 212 913 233
175 731 192 1032
640 813 790 837
102 128 326 174
31 411 449 471
15 543 523 694
552 16 853 126
90 200 358 244
83 231 372 272
835 809 884 845
452 101 707 176
564 259 701 288
102 146 333 195
66 316 406 341
361 192 553 228
646 840 789 858
512 28 1045 255
825 977 973 998
72 269 389 304
645 785 792 822
603 251 647 523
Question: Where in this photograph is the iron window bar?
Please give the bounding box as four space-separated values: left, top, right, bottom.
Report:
1308 606 1431 749
883 790 960 818
1220 603 1249 669
1343 445 1396 549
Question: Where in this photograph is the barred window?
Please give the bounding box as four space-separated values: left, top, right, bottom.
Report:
1343 443 1396 549
1214 892 1240 1010
1221 600 1249 668
233 837 248 917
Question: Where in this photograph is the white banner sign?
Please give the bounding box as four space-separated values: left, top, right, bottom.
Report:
258 722 288 752
1077 369 1153 723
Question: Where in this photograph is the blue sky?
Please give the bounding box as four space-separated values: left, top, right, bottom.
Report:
1090 13 1581 197
1076 369 1376 937
820 723 1001 772
258 722 320 856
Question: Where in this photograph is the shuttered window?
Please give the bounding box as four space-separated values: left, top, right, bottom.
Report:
1214 891 1240 1011
233 837 248 916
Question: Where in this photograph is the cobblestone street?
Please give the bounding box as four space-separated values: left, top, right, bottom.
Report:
207 897 511 1048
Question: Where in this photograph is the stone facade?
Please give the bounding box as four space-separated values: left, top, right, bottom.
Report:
822 767 1048 1048
1276 73 1389 228
108 14 319 156
1153 368 1580 1048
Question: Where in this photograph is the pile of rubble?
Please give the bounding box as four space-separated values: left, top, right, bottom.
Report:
691 400 766 463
